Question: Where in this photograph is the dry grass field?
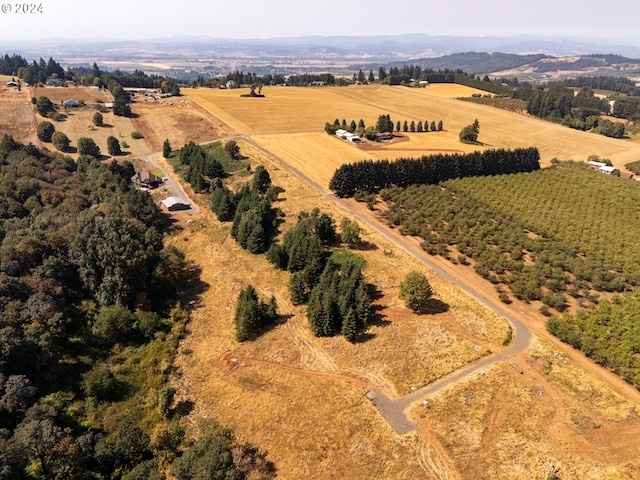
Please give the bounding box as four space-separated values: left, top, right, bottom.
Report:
28 84 150 158
184 85 640 183
5 80 640 478
0 75 37 144
165 85 640 479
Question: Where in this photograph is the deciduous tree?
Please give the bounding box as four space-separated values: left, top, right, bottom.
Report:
399 271 433 311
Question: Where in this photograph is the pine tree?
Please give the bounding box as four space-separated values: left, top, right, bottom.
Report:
162 138 171 158
341 308 358 343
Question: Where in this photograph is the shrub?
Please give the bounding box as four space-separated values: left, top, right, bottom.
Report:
131 131 143 139
93 111 103 126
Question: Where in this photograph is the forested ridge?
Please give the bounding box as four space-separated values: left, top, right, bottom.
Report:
0 136 273 479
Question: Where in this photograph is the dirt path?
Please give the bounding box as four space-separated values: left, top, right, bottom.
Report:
239 135 640 436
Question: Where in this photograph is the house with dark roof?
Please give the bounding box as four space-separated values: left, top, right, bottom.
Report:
131 171 162 188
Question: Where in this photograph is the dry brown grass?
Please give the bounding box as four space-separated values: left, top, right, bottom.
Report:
135 85 640 479
5 79 638 478
415 336 640 479
185 84 640 180
0 75 37 144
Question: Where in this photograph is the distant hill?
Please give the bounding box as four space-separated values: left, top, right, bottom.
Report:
3 35 640 81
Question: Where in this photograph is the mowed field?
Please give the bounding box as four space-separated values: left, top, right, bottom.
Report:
0 75 37 144
184 84 640 189
29 84 148 158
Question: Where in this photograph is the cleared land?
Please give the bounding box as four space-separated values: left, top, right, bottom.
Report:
0 75 37 144
6 82 640 478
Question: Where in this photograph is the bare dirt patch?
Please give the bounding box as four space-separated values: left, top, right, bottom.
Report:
129 96 237 152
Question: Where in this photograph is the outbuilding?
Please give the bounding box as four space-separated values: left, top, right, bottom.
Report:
161 196 191 211
63 99 79 108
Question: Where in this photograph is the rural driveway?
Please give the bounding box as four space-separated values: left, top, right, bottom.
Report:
243 136 532 434
141 153 200 213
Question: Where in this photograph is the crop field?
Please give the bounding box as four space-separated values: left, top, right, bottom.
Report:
184 84 640 190
0 75 36 144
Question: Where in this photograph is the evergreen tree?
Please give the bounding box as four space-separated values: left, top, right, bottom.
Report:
107 136 122 156
252 165 272 194
162 138 171 158
341 308 358 343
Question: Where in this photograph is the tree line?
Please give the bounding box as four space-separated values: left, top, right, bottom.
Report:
328 147 541 197
325 115 444 139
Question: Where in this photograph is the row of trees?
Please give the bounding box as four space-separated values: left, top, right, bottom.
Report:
380 178 628 314
329 147 541 197
38 120 125 156
547 292 640 389
325 115 444 139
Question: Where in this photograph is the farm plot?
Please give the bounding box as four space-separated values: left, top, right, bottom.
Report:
186 84 640 170
35 107 149 159
31 84 112 104
0 75 37 144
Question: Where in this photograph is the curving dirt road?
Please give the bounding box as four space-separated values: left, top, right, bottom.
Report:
241 136 534 434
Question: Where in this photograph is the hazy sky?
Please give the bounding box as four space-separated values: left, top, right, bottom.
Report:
0 0 638 41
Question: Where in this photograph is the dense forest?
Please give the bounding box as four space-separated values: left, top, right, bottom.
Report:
328 147 540 197
0 136 273 479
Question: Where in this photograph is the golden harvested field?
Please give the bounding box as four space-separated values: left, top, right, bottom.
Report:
129 84 640 479
185 85 640 186
0 75 37 144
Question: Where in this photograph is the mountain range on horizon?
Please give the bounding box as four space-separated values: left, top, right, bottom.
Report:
4 33 640 60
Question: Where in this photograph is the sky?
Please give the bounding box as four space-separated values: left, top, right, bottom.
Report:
0 0 638 41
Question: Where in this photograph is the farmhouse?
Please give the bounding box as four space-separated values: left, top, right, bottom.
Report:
335 129 362 142
46 78 62 86
161 196 191 211
131 171 162 188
